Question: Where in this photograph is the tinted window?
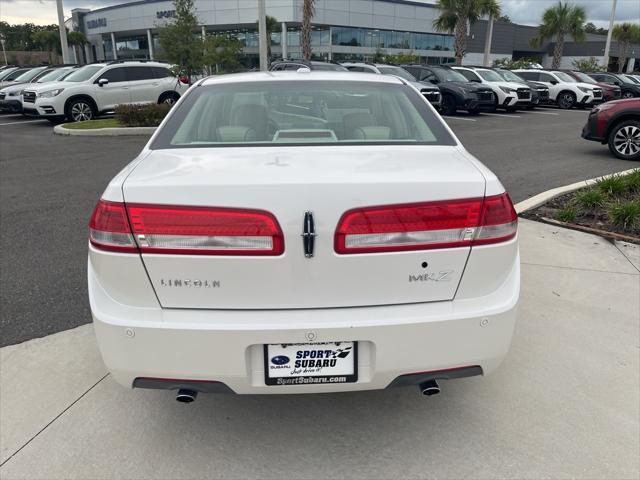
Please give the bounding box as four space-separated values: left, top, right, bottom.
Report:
346 66 365 72
517 72 538 81
152 81 456 148
100 67 127 83
151 67 172 78
538 73 555 82
457 69 480 82
284 64 303 71
127 66 155 81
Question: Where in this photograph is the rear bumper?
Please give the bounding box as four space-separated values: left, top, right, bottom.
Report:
90 250 520 395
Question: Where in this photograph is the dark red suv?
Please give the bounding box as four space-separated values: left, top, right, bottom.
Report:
559 70 622 101
582 98 640 160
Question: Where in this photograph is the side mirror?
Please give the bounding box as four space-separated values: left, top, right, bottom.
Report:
614 81 621 86
98 78 109 87
470 78 481 83
550 80 558 85
429 78 439 84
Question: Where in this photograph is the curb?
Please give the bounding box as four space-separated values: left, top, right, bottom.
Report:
514 168 638 214
53 125 156 136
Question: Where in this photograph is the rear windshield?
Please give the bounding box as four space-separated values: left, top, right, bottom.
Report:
152 81 456 149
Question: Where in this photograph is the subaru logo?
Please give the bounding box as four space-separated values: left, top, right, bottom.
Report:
271 355 290 366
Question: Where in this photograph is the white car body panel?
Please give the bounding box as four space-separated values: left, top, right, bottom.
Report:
89 71 519 394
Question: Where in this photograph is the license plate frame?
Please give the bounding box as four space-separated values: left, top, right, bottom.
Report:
263 341 358 386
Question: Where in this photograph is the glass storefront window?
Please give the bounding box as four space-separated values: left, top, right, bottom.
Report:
330 26 452 52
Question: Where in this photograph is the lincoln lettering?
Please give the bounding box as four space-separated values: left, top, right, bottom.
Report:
160 279 220 288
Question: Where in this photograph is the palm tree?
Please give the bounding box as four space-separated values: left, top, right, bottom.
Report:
433 0 501 66
301 0 315 60
530 1 586 70
612 23 640 73
32 30 59 64
265 15 279 60
67 31 88 64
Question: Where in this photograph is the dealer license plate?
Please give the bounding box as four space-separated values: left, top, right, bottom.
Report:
264 342 358 386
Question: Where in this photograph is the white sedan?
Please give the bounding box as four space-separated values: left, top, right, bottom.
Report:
88 71 519 402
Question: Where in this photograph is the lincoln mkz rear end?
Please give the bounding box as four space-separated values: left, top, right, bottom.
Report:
88 72 519 400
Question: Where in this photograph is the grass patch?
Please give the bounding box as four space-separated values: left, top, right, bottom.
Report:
596 174 626 196
575 189 604 211
62 118 121 130
609 201 640 231
556 207 577 223
624 169 640 193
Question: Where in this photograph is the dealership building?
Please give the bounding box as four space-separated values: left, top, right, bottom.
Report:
68 0 639 71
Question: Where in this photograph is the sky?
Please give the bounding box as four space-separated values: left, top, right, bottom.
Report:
0 0 638 28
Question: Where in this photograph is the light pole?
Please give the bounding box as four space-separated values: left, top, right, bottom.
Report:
603 0 617 70
258 0 268 71
56 0 70 64
0 34 7 65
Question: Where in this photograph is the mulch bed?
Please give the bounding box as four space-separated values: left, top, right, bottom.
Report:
520 189 640 244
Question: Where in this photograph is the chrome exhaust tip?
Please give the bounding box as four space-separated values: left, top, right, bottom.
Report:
176 389 198 403
419 379 441 396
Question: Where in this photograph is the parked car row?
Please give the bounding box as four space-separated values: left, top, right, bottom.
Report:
0 60 188 122
268 60 639 116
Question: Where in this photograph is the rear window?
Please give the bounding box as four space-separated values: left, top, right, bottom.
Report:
151 81 456 149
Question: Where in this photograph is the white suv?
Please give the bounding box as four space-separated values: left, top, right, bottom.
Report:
453 66 531 111
22 61 188 123
514 69 603 109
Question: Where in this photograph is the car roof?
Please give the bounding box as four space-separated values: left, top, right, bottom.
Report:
199 71 404 86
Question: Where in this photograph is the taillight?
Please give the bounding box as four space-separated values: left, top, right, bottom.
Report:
334 193 517 254
126 204 284 255
89 200 138 253
89 201 284 255
179 74 189 84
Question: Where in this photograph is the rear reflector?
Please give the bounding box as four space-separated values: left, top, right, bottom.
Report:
89 201 284 255
335 193 517 254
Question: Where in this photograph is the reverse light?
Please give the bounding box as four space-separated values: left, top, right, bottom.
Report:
335 193 517 254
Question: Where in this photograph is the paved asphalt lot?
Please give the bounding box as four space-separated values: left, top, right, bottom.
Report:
0 109 637 347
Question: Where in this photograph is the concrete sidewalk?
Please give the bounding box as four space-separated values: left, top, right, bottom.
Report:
1 219 638 480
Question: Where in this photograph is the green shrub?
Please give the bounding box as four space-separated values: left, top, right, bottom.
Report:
575 189 604 211
571 57 605 72
114 103 171 127
624 169 640 193
608 201 640 231
556 207 577 223
596 174 626 196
